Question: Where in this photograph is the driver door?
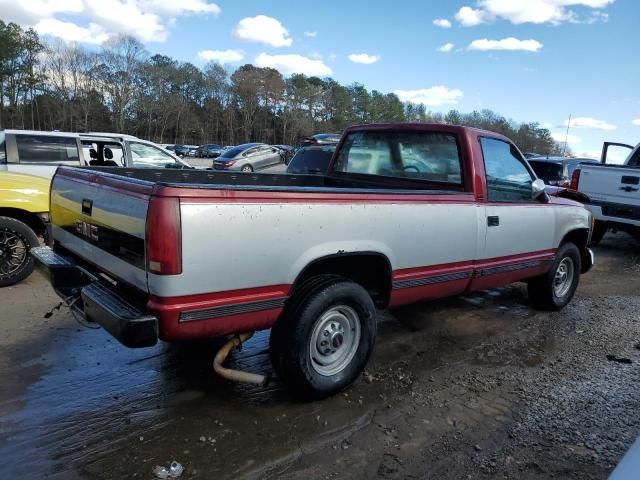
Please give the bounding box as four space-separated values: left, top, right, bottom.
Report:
471 137 555 290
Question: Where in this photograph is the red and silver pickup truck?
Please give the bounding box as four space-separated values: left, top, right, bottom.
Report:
32 124 594 399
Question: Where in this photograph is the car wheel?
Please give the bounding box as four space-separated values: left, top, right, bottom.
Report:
241 165 253 173
0 216 39 287
528 242 581 311
269 275 377 400
590 221 607 245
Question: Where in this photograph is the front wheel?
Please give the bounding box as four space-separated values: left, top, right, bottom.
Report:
528 242 581 311
270 276 377 400
0 216 39 287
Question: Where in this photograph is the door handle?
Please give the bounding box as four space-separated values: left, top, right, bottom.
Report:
619 186 639 192
487 216 500 227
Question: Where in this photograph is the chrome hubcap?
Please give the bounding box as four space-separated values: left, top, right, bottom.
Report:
0 230 27 276
309 305 361 376
553 257 575 298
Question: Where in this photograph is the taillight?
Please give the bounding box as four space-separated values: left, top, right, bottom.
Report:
146 196 182 275
225 161 236 167
570 169 581 190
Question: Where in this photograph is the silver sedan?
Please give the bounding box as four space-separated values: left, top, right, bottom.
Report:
212 143 283 172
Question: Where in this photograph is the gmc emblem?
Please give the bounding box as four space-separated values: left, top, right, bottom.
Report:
75 220 99 241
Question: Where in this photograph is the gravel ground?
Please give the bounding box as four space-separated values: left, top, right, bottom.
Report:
0 232 638 479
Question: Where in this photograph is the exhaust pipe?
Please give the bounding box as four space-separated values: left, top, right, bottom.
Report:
213 332 269 386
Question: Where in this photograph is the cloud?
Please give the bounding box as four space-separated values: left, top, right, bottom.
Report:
542 122 555 129
632 118 640 126
140 0 221 16
1 0 221 44
394 86 464 107
433 18 452 28
35 18 111 44
233 15 292 47
437 43 455 53
455 6 489 26
348 53 381 64
468 37 543 52
455 0 614 26
197 49 244 64
254 53 332 76
565 116 617 131
551 133 582 144
304 31 318 37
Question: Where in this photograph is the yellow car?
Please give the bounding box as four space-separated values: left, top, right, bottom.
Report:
0 171 50 286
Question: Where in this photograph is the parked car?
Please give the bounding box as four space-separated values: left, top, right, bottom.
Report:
33 123 594 400
0 171 51 286
0 130 190 179
286 145 335 175
272 144 295 164
299 133 341 147
173 144 194 157
572 141 640 244
527 156 598 187
213 143 283 172
0 130 190 287
197 144 223 158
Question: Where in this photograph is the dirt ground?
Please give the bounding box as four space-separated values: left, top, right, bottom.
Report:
1 232 638 480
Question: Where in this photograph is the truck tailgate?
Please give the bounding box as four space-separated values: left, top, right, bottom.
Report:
580 165 640 217
49 167 153 291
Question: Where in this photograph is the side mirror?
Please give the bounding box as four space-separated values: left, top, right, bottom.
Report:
532 178 547 200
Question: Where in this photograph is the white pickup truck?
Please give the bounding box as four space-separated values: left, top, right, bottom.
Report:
572 142 640 244
32 123 594 399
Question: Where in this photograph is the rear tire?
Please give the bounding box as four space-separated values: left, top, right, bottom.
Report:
0 216 39 287
269 276 377 400
590 221 607 245
241 165 253 173
528 242 581 311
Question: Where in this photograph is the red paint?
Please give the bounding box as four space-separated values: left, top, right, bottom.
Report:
160 186 476 205
57 167 152 198
150 250 557 340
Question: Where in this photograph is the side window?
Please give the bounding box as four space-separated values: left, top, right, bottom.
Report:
15 135 80 164
333 131 463 185
130 142 177 168
627 148 640 167
480 137 533 202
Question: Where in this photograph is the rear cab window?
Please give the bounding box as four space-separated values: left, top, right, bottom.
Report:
528 161 564 183
333 131 463 187
15 134 80 164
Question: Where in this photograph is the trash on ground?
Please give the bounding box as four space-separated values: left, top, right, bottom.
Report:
153 461 184 479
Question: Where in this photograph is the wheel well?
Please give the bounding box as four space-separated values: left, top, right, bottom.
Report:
561 229 589 251
293 253 392 308
0 208 46 238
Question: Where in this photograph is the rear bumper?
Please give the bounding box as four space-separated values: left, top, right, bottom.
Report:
31 246 158 348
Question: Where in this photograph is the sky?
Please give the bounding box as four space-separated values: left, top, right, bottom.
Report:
1 0 638 160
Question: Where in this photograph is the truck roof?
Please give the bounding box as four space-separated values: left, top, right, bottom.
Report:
343 123 512 142
1 129 83 137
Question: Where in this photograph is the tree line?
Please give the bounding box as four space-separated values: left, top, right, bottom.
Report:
0 20 564 154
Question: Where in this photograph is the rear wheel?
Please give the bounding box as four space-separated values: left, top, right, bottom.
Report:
528 242 581 311
270 276 377 400
241 165 253 173
0 216 39 287
590 221 607 245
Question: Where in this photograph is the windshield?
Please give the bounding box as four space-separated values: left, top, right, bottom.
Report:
287 147 334 174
